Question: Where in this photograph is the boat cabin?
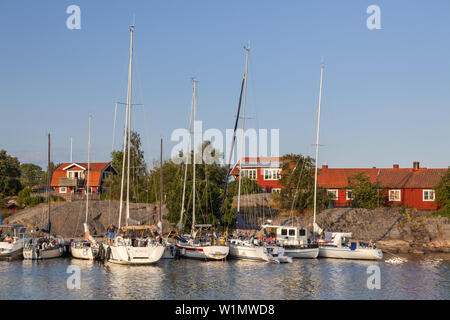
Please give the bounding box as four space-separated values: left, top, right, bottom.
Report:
261 224 309 245
0 224 27 242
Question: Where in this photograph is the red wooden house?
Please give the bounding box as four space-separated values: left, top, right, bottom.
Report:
51 162 118 196
231 157 283 193
232 157 447 210
318 162 447 210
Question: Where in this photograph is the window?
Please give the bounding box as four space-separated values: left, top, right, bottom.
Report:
327 189 338 200
389 190 401 202
264 169 281 180
67 171 84 179
241 169 257 180
271 188 281 194
346 190 353 200
288 229 295 236
281 229 287 236
299 229 306 236
60 187 67 194
423 190 435 201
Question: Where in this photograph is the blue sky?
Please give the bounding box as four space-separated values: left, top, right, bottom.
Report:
0 0 449 170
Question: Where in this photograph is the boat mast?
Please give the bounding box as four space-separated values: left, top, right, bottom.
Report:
84 115 92 239
237 45 250 215
313 64 324 234
47 133 51 232
118 25 134 230
125 25 134 227
217 46 247 228
159 138 163 232
191 79 197 236
178 91 194 232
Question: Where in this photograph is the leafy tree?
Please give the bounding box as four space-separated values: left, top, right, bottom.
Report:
347 173 385 209
434 168 450 215
227 177 262 197
0 150 22 197
20 163 44 188
277 154 329 212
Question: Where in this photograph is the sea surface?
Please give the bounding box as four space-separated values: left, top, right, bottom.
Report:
0 254 449 300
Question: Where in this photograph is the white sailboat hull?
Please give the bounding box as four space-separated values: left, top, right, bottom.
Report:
177 244 229 260
23 246 64 260
71 246 97 260
319 246 383 260
162 244 178 259
229 244 271 261
106 244 165 265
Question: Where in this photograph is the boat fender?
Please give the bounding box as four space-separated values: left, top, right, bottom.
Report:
106 246 111 261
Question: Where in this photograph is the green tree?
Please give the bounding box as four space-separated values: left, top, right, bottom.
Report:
277 154 329 212
40 161 57 187
20 163 44 188
0 150 22 197
347 173 385 209
227 177 262 197
434 168 450 215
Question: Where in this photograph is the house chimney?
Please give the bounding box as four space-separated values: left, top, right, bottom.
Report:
413 161 420 171
393 164 399 169
322 164 328 169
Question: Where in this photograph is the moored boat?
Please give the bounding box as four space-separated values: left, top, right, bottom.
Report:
0 224 28 260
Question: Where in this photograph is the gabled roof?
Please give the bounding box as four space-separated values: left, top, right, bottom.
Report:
51 162 117 187
318 167 448 189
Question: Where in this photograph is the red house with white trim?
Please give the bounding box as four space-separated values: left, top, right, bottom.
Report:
318 162 447 210
231 157 283 193
51 162 118 196
232 157 448 210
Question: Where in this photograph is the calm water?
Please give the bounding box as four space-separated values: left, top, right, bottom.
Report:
0 254 449 300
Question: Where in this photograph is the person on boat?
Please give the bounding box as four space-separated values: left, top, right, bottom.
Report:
107 224 116 245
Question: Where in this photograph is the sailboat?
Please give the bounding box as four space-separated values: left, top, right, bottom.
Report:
102 24 165 265
71 116 99 260
175 79 229 261
311 65 382 260
23 134 65 260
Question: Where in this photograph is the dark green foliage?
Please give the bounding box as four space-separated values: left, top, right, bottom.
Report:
20 163 44 188
277 154 329 212
0 150 22 197
434 168 450 216
347 173 385 209
227 177 262 197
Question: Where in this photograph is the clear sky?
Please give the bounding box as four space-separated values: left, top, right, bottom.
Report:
1 0 449 170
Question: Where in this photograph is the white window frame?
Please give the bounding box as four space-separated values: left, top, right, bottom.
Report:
271 188 281 194
59 187 67 194
346 189 353 200
327 189 339 200
67 170 84 179
389 189 401 202
241 169 257 180
263 168 281 180
423 190 435 202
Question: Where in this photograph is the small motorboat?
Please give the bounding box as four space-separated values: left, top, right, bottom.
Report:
0 224 29 260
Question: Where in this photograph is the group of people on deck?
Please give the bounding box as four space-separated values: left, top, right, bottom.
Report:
0 233 15 243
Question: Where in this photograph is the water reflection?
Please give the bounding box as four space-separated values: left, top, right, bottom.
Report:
0 255 448 300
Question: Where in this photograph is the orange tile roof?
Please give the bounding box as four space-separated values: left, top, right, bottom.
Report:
318 167 448 189
51 162 113 187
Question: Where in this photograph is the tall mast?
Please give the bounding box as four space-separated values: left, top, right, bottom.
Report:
191 79 197 236
159 138 163 229
126 25 134 226
47 133 51 229
313 64 324 233
217 46 247 228
70 137 73 163
118 25 134 230
178 84 195 232
237 45 250 214
84 116 92 240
